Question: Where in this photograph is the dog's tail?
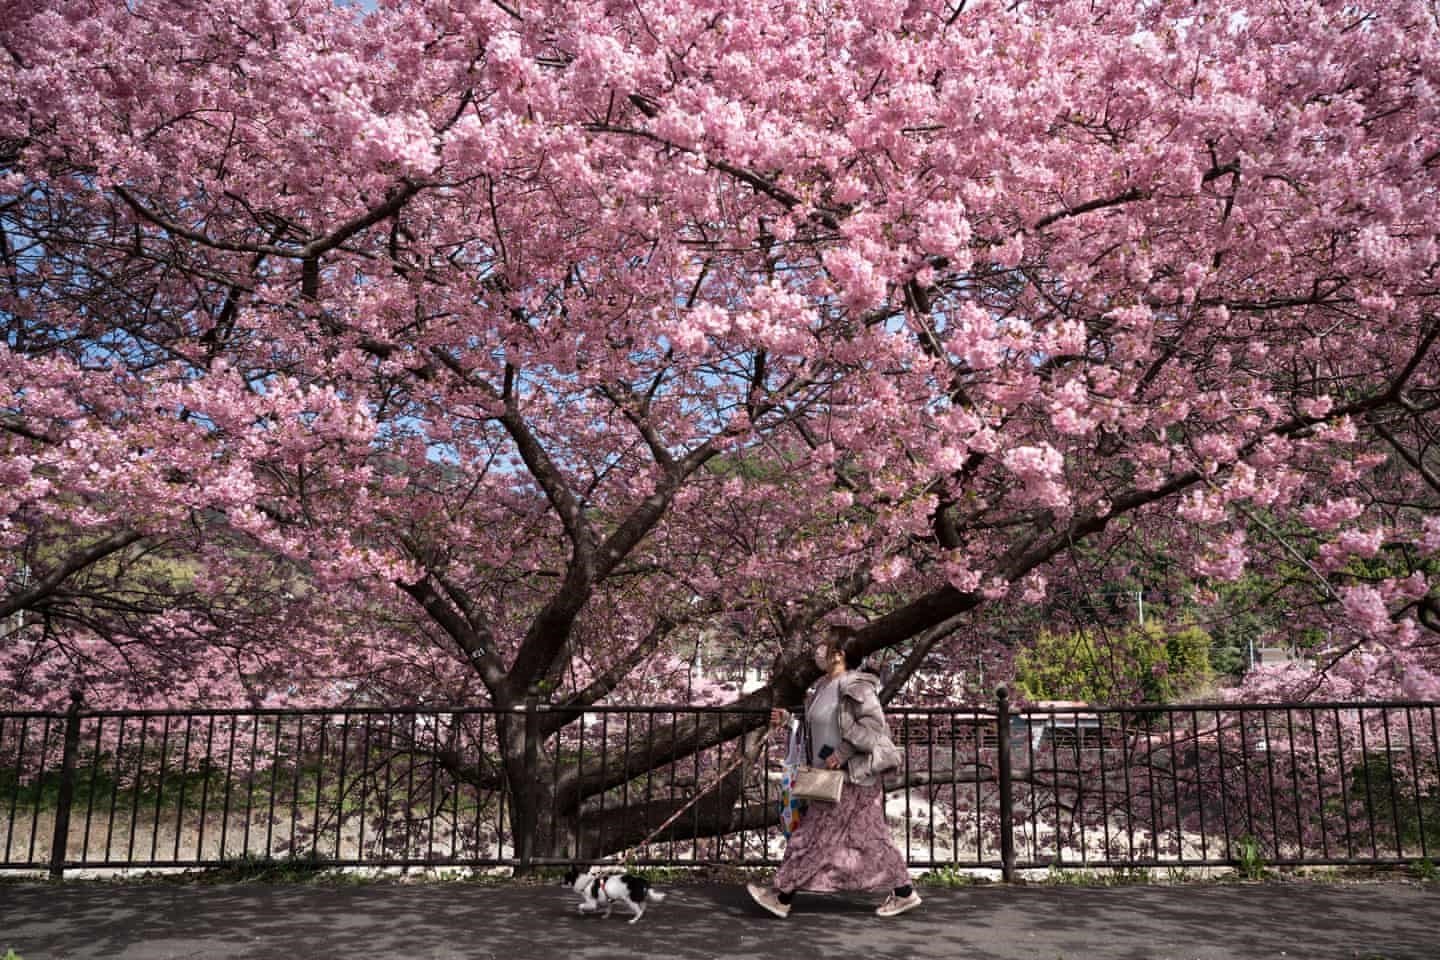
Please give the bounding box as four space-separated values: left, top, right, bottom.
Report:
647 889 667 902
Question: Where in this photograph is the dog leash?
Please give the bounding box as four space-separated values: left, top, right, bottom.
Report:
623 727 772 862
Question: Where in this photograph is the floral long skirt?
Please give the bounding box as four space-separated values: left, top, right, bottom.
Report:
773 781 909 894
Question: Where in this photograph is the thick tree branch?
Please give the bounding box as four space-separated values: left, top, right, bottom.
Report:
1373 421 1440 495
0 529 145 621
1033 187 1151 230
394 573 508 695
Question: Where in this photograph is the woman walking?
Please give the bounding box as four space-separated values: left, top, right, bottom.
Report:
748 626 922 918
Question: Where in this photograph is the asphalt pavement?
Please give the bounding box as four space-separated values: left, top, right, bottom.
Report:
2 878 1436 959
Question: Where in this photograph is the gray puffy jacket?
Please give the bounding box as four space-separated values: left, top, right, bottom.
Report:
818 670 902 787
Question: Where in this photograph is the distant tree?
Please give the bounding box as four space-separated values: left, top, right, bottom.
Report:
1015 621 1215 705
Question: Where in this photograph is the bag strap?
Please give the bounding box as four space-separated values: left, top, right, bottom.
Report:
785 715 807 765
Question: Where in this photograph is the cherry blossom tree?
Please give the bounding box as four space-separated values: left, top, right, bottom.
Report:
3 0 1439 856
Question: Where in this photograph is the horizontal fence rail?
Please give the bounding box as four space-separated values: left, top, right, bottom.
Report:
3 694 1436 878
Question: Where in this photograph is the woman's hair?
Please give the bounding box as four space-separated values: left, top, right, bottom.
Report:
828 625 867 671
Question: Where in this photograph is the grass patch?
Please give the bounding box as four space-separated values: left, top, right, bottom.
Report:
192 852 333 884
916 866 983 888
1043 864 1154 886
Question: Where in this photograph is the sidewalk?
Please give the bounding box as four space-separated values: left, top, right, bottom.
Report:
2 878 1435 959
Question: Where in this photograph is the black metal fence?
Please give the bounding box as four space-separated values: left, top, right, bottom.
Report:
3 691 1437 878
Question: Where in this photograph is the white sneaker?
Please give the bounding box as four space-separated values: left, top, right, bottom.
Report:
876 891 923 917
747 882 791 918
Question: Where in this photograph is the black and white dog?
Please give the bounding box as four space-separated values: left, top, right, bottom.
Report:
562 866 667 923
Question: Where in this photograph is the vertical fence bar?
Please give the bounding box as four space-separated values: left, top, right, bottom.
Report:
49 691 84 878
622 712 633 859
904 710 915 863
1239 706 1255 854
543 709 559 864
1358 708 1378 859
1404 707 1426 861
314 715 329 862
1260 711 1280 860
1191 709 1207 864
1166 710 1181 862
358 715 372 863
1025 704 1038 863
448 714 460 863
599 707 611 860
1098 712 1112 862
1310 707 1328 861
1144 712 1160 862
1214 708 1232 862
1120 709 1136 862
0 716 10 864
149 714 171 863
290 716 306 860
81 714 104 866
265 715 282 858
28 716 53 864
4 717 27 866
477 711 492 864
243 716 260 859
690 713 702 862
1073 711 1086 865
1381 709 1403 858
643 712 656 863
1428 706 1440 858
446 713 461 865
1334 707 1355 859
173 715 194 862
103 716 127 865
335 714 350 863
1285 709 1302 861
125 717 147 862
996 687 1014 882
926 710 936 865
573 710 587 862
197 716 216 862
518 694 540 873
968 714 980 865
219 717 237 862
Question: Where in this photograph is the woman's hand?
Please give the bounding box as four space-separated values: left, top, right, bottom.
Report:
769 708 788 729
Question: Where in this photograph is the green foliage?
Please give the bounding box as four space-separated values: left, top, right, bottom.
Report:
1043 865 1153 886
1410 858 1438 882
917 866 979 888
4 951 24 960
1196 573 1284 678
0 760 355 817
1014 620 1214 705
1349 757 1440 852
1234 835 1268 880
200 852 330 884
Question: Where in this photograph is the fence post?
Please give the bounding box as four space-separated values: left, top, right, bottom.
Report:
996 685 1016 883
49 689 84 880
517 691 541 874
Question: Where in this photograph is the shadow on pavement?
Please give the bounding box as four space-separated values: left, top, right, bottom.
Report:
2 879 1435 959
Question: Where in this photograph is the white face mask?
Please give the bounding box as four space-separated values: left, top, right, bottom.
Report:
814 645 831 671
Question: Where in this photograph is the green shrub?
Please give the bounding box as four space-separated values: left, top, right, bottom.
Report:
1234 835 1267 880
